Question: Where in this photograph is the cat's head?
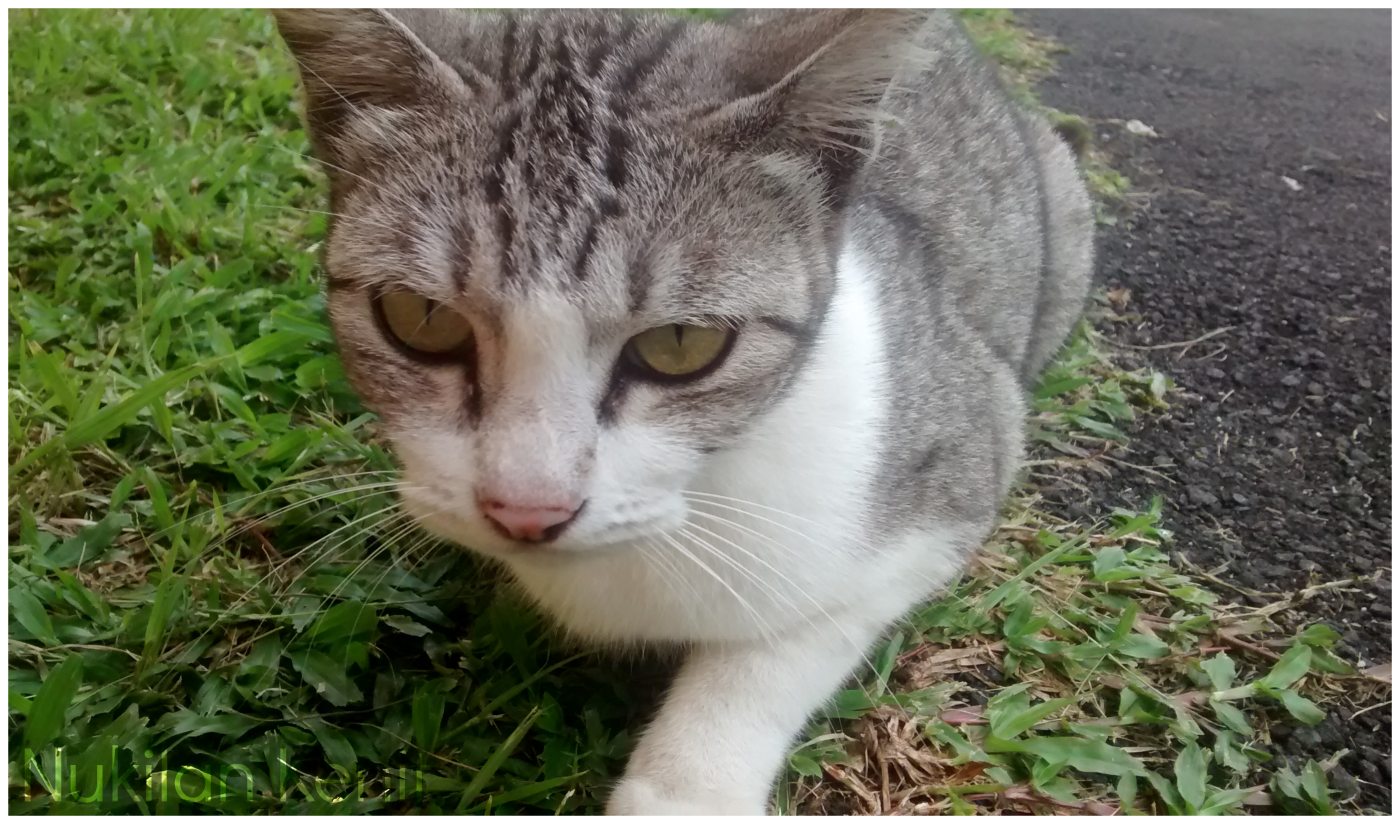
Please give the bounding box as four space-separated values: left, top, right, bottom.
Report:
275 9 922 558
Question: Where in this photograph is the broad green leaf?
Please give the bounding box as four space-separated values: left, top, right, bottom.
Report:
789 753 823 777
1018 736 1147 777
1278 689 1326 725
1116 773 1139 815
1258 644 1312 691
927 720 987 765
826 688 894 719
383 615 431 637
1295 623 1341 649
142 573 186 669
294 354 343 390
286 649 363 706
260 429 312 465
1174 741 1208 812
1308 648 1354 675
304 717 357 778
1210 700 1253 735
1198 787 1254 815
1300 760 1334 813
208 316 248 391
279 725 316 747
237 634 283 695
143 467 176 538
1066 413 1127 441
209 381 259 427
1201 652 1236 692
1145 770 1184 815
10 587 58 645
10 689 32 714
56 567 109 621
1031 757 1069 787
235 330 310 368
1167 585 1218 605
1034 375 1094 399
1002 599 1043 639
1272 765 1306 814
1116 634 1170 659
270 308 335 342
32 347 81 417
1107 601 1138 644
990 696 1073 740
24 654 84 753
412 683 447 753
1092 545 1126 580
1213 731 1250 773
303 601 378 645
873 631 903 693
156 707 257 741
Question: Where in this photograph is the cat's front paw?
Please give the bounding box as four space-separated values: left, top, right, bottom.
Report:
607 775 765 816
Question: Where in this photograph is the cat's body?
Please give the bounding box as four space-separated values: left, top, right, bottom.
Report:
275 9 1091 814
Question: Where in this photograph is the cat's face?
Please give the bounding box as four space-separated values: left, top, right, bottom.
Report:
276 9 917 558
324 134 827 557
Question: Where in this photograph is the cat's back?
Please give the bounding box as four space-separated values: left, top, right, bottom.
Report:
847 11 1092 535
852 11 1053 375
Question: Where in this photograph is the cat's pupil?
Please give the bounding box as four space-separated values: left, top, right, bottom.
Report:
672 325 684 347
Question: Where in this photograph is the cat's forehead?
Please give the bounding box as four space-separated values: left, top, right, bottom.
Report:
319 9 828 320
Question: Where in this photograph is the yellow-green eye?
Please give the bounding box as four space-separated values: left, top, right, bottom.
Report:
378 290 471 354
626 324 732 378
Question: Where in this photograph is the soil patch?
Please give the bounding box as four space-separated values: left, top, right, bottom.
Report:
1020 8 1392 812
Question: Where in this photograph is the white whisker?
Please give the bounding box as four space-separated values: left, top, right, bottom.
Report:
658 531 776 640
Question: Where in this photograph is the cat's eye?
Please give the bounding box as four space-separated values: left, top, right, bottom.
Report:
377 290 472 354
625 324 733 379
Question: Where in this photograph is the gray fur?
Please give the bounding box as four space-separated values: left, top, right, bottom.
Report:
273 11 1093 806
274 8 1089 456
844 12 1095 537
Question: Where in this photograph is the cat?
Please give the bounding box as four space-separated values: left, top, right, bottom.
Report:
273 8 1093 814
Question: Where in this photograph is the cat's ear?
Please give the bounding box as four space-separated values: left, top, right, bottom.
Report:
691 10 926 201
273 9 473 171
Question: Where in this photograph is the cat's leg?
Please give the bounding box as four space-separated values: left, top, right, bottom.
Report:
607 614 888 815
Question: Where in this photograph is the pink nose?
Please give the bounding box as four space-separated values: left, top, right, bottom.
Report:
479 498 583 543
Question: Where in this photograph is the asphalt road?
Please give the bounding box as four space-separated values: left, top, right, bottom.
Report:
1018 9 1392 812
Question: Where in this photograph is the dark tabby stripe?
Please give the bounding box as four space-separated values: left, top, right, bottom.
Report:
626 256 650 311
616 20 685 97
757 315 814 344
573 219 600 281
587 17 637 77
604 124 628 189
499 15 519 98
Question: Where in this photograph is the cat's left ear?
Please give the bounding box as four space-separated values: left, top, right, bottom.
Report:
273 9 473 174
690 10 927 204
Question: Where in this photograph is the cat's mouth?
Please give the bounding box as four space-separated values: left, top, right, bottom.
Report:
401 482 684 560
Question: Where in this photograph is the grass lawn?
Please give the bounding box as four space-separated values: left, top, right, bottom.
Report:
8 8 1372 815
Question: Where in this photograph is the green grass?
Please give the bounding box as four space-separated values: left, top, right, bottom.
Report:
9 9 1378 816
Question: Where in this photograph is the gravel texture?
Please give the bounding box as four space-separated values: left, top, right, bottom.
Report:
1019 9 1391 812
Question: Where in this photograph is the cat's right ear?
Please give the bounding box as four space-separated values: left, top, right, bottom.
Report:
273 9 473 174
689 10 926 207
